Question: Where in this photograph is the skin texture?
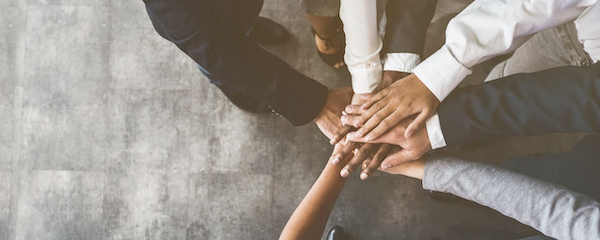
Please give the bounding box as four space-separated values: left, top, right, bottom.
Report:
330 71 421 174
348 74 439 141
329 71 408 179
314 87 353 140
345 116 432 169
279 154 426 240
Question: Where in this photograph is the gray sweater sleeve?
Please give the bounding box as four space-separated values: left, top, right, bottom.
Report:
423 156 600 240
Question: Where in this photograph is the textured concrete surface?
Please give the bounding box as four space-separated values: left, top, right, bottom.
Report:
0 0 585 239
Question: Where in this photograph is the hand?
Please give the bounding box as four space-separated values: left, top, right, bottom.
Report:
314 87 353 139
330 92 390 180
345 74 439 141
379 155 428 180
373 71 411 93
329 142 393 180
345 116 432 170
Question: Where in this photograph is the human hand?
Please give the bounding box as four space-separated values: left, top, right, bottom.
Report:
314 87 353 139
373 71 411 93
344 115 432 170
345 74 439 141
379 155 428 180
329 142 393 180
329 72 407 145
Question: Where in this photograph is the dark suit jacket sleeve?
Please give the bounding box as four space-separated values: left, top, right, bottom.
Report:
384 0 437 56
143 0 328 126
438 63 600 147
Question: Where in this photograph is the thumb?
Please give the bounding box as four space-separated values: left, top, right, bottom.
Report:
347 130 396 145
405 110 431 138
381 149 416 169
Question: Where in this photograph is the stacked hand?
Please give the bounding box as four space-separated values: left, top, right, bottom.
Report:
325 72 438 179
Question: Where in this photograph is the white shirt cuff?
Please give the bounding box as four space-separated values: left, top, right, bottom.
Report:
349 63 383 94
425 113 447 149
383 53 421 73
412 46 472 102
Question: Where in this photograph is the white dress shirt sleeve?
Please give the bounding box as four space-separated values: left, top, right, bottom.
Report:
340 0 383 94
575 3 600 63
383 53 421 73
413 0 598 102
416 0 598 149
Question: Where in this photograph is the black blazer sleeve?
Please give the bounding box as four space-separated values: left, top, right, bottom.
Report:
438 63 600 147
384 0 437 56
143 0 328 126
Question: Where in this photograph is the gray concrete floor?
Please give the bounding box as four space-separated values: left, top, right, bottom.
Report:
0 0 587 239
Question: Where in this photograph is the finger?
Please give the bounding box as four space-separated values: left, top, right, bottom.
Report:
330 125 355 145
405 110 431 138
352 105 394 139
329 141 358 166
361 89 388 110
359 93 375 101
340 115 363 128
340 143 378 178
360 144 391 180
344 104 367 115
364 109 418 141
361 159 371 170
380 149 418 170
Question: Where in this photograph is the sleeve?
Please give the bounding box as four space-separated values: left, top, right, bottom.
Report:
423 154 600 240
383 53 421 73
383 0 437 57
340 0 383 94
412 0 598 101
437 63 600 147
382 0 437 74
575 2 600 63
143 0 328 126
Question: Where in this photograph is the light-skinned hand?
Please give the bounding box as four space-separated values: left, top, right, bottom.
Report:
314 87 353 139
345 74 439 141
345 116 432 170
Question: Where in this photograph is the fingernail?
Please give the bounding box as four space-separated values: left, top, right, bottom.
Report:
347 132 354 140
341 169 350 177
342 111 348 116
405 130 412 138
382 164 391 170
361 104 368 109
341 115 348 125
332 157 340 165
360 172 369 180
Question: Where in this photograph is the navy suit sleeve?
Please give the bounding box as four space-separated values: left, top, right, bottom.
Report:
384 0 437 56
438 63 600 147
143 0 328 126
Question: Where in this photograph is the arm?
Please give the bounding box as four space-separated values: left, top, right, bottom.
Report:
339 0 383 98
279 157 350 240
438 63 600 147
143 0 328 126
345 0 598 144
413 0 598 101
382 0 437 74
422 154 600 240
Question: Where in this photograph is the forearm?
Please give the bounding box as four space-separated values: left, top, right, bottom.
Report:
438 63 600 147
423 154 600 240
340 0 383 95
144 0 328 126
412 0 595 102
279 161 348 240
